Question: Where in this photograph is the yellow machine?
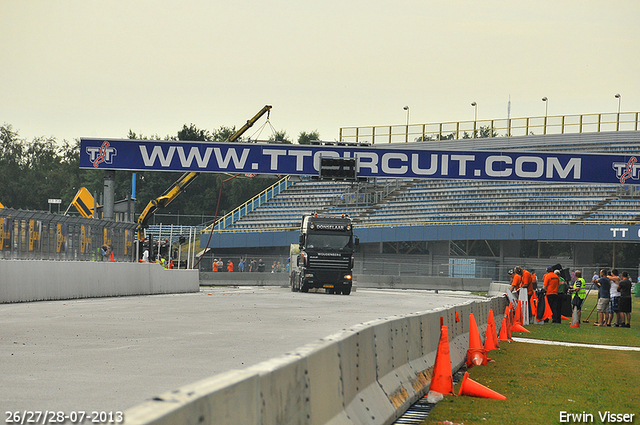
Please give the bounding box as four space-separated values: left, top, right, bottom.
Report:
136 105 272 240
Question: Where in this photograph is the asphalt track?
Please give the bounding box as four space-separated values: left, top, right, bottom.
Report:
1 287 480 415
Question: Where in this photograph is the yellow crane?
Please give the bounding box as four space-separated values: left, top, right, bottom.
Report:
136 105 272 240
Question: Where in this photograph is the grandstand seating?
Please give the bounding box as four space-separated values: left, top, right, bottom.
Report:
217 132 640 232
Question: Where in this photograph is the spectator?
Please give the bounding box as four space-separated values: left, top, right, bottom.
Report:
227 260 234 273
593 269 611 327
608 269 621 326
217 258 223 272
257 258 265 272
142 246 149 263
618 271 632 328
212 258 218 272
569 270 587 323
509 268 521 293
516 267 534 320
544 267 560 323
100 244 110 261
238 258 245 272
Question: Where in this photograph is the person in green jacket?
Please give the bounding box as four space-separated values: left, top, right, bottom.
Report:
570 270 587 323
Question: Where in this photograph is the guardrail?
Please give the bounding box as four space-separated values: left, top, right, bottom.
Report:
339 112 640 144
124 295 508 425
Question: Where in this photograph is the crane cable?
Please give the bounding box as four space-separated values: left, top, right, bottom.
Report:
248 118 278 141
192 173 241 269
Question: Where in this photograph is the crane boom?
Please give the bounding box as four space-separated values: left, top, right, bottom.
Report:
136 105 273 240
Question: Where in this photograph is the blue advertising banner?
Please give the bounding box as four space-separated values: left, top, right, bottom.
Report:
80 138 640 185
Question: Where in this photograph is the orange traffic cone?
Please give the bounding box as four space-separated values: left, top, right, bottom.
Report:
570 306 581 328
458 372 506 400
513 301 523 325
542 296 553 321
561 315 571 321
484 309 499 351
511 322 530 333
466 313 487 368
531 291 539 315
498 315 510 342
429 325 454 395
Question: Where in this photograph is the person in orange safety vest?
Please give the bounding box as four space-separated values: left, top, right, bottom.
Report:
516 266 534 319
543 266 560 323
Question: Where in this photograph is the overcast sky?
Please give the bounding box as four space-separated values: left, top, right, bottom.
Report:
2 1 639 144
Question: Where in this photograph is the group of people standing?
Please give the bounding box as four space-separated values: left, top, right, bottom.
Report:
508 265 632 327
212 257 266 273
592 269 633 328
540 267 588 323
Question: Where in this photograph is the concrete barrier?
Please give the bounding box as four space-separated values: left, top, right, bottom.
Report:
200 271 289 286
488 281 510 296
123 295 508 425
0 260 199 303
199 273 492 293
355 275 492 292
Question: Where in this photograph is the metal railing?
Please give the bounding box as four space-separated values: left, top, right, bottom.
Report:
205 217 640 234
202 175 293 233
339 112 640 144
0 207 137 261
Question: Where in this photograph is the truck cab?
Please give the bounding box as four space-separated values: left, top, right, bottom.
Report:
290 213 357 295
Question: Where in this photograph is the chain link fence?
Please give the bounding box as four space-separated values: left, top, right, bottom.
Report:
0 207 137 261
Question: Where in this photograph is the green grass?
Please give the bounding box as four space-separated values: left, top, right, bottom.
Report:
515 294 640 347
424 296 640 425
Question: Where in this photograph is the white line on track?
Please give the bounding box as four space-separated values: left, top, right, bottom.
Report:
512 337 640 351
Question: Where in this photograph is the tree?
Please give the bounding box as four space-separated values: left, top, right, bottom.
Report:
297 130 320 145
177 124 211 142
463 125 499 139
0 125 24 207
213 126 237 142
269 130 292 144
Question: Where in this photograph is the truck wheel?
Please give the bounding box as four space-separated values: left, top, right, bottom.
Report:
341 285 352 295
301 284 309 293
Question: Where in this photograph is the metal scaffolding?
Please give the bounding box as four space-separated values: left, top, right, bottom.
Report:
0 207 137 261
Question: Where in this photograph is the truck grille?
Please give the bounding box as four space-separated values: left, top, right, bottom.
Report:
308 255 350 270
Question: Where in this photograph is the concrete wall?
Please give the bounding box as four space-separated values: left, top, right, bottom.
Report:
355 275 491 292
199 273 492 293
0 261 199 303
124 295 508 425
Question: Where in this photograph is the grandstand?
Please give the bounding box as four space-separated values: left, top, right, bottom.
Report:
200 129 640 280
212 131 640 231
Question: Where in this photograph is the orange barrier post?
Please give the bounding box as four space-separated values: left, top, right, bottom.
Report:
429 325 454 395
506 305 513 341
458 372 507 400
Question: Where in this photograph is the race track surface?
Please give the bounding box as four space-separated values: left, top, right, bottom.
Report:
1 287 480 413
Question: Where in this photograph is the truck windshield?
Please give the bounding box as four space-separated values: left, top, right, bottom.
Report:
307 234 351 250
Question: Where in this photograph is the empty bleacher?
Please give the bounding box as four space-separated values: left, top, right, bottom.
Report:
217 132 640 231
